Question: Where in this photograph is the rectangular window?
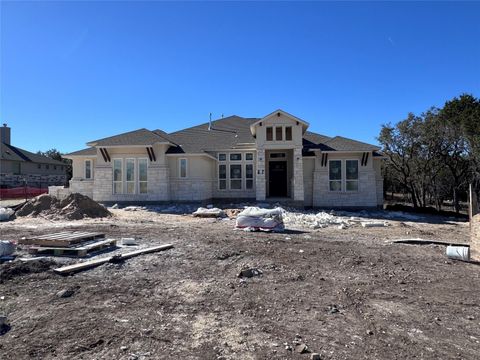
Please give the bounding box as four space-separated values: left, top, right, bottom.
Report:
85 160 92 179
54 165 57 170
230 153 242 161
275 126 283 141
346 160 359 191
329 160 342 191
126 159 135 194
285 126 292 141
218 164 227 190
245 153 253 161
37 164 41 169
46 164 49 170
218 153 226 161
266 127 273 141
113 159 123 194
270 153 286 158
246 164 254 189
179 158 187 178
138 158 148 194
230 164 242 189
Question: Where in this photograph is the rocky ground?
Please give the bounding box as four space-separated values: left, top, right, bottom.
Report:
0 206 479 360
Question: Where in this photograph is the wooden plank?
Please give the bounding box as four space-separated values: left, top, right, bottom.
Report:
392 239 470 247
53 244 173 275
33 232 72 240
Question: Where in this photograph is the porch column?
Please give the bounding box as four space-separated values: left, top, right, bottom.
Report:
293 147 304 202
255 148 266 201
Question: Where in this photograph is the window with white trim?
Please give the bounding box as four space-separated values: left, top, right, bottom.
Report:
113 159 123 194
179 158 187 178
219 164 227 190
329 160 342 191
230 164 242 189
346 160 359 191
245 153 253 161
85 159 92 179
138 158 148 194
125 159 135 194
230 153 242 161
218 153 226 161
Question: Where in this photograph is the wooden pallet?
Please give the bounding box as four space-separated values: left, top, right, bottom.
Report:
19 231 106 247
28 238 117 257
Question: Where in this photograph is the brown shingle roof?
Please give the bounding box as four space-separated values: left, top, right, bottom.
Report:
323 136 380 151
65 147 97 156
164 116 258 154
1 143 65 165
87 128 172 147
68 115 380 156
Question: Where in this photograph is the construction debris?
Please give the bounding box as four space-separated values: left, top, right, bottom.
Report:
238 267 262 278
121 238 137 246
361 221 388 228
19 231 116 258
0 241 15 257
53 244 174 275
282 209 350 229
236 207 284 231
446 245 470 261
0 207 14 221
15 193 111 220
193 207 225 218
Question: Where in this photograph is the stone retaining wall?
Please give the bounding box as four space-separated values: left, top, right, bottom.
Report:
1 173 66 187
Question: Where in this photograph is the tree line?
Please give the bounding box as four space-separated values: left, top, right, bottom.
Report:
378 94 480 213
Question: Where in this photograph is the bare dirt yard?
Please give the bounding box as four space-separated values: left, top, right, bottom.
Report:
1 206 479 359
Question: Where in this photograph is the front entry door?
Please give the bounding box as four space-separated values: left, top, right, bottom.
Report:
268 161 287 197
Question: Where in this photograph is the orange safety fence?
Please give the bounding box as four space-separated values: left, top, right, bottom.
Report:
0 186 48 199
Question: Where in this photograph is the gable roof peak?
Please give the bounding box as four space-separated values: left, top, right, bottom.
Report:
250 109 310 136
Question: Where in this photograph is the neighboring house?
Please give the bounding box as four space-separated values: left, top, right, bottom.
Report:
0 124 67 188
64 110 384 208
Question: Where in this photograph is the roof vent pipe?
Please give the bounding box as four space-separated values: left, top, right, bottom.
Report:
208 113 212 131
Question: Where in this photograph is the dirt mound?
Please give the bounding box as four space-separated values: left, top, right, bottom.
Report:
0 258 56 283
15 193 111 220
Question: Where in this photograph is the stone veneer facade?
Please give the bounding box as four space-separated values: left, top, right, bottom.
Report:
63 111 384 207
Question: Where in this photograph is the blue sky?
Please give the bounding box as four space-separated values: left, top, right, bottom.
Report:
1 1 479 153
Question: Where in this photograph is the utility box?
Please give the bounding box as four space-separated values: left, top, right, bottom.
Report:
470 184 480 261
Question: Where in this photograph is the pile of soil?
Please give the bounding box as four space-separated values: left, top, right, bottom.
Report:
15 193 112 220
0 258 56 283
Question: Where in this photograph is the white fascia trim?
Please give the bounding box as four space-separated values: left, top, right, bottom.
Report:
64 155 97 159
166 153 217 161
87 143 171 148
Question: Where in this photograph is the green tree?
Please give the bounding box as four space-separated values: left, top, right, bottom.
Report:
37 148 72 181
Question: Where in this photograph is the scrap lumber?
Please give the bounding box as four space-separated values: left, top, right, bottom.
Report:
392 239 469 247
53 243 173 275
19 231 106 247
29 238 117 257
